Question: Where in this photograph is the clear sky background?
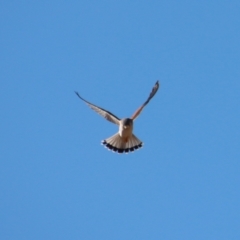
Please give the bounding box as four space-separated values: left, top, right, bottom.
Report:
1 1 240 239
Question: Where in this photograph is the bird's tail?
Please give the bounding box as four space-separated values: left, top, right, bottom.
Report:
102 133 143 153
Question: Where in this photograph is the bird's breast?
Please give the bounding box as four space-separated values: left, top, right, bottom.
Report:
119 125 133 138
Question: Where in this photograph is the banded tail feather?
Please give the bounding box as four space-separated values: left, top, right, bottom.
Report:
102 133 143 154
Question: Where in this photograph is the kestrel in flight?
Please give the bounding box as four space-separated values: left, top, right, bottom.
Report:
75 81 160 153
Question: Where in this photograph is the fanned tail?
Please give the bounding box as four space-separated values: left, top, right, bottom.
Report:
102 133 143 154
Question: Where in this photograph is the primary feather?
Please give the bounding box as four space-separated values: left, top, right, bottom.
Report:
75 92 120 125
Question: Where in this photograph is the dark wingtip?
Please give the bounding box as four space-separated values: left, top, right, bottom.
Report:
75 91 80 98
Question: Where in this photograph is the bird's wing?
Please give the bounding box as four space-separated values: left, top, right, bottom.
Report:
131 81 160 120
75 92 120 125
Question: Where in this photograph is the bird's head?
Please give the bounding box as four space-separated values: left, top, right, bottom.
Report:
121 118 133 129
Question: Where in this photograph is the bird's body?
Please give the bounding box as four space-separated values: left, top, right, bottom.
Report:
101 118 142 153
75 81 159 154
119 118 133 138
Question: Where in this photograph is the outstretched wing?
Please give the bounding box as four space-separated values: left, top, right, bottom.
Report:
75 92 120 125
131 81 160 120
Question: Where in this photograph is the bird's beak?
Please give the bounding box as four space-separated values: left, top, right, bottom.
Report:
124 125 128 129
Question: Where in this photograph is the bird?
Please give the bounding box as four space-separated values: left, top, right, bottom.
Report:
75 81 160 154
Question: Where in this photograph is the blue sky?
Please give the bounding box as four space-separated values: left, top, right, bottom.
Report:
1 1 240 239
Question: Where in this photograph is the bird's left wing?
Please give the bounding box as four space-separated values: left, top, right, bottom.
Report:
75 92 120 125
131 81 160 120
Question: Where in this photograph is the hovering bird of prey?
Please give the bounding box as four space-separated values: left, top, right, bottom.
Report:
75 81 159 153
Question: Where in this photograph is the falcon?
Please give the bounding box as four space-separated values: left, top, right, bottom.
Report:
75 81 160 153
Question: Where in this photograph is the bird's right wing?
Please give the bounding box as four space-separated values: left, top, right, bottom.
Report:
131 81 160 120
75 92 120 125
